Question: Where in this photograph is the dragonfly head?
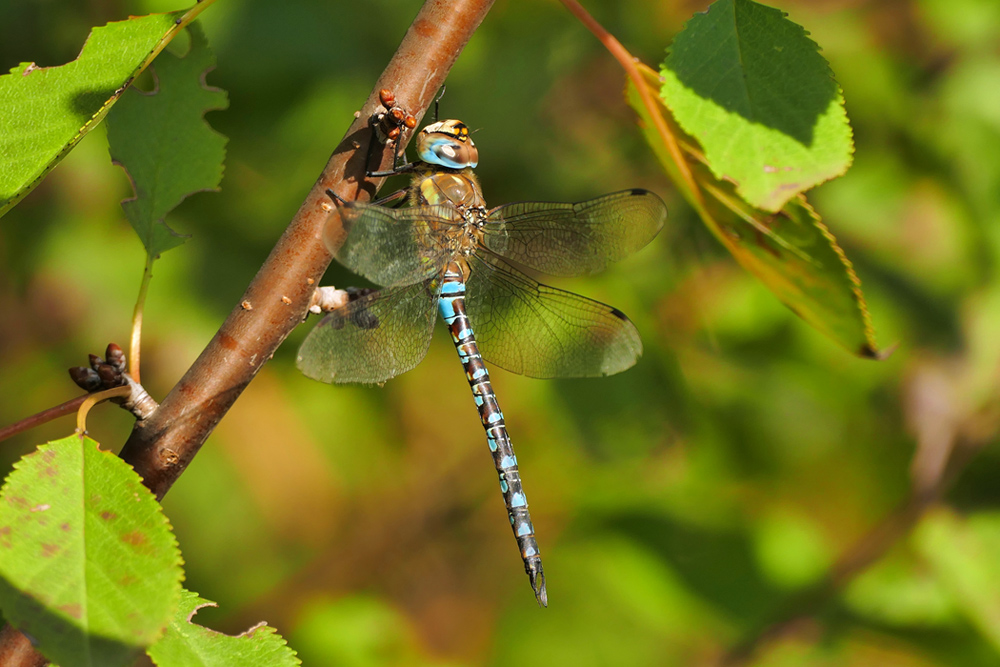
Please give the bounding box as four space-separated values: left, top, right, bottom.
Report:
416 119 479 170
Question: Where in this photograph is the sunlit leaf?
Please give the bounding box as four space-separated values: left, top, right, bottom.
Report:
146 589 300 667
660 0 854 212
0 4 212 218
289 596 436 667
918 509 1000 651
0 435 182 667
107 22 228 258
628 63 878 357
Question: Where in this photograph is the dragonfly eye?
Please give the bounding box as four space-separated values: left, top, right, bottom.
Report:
417 119 479 169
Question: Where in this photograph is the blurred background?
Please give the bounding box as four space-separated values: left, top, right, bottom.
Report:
3 0 1000 664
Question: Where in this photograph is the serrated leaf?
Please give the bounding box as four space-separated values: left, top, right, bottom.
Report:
0 436 183 667
0 4 212 218
146 589 300 667
628 63 878 357
660 0 854 212
107 22 228 258
917 509 1000 651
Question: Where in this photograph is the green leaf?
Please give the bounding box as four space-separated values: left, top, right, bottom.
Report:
0 4 212 218
107 22 228 258
0 435 183 667
146 589 300 667
660 0 854 212
628 63 879 357
918 509 1000 651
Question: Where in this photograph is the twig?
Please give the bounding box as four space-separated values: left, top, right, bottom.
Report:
0 396 87 444
129 254 154 384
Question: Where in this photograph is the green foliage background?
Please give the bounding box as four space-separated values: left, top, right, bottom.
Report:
2 0 1000 664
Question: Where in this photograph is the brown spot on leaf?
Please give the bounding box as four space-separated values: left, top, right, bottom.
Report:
41 543 60 557
121 530 148 547
61 523 71 531
58 603 82 619
100 511 117 521
43 466 58 477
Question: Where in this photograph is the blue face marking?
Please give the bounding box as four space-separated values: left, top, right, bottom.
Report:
511 492 527 508
499 455 515 469
419 137 479 169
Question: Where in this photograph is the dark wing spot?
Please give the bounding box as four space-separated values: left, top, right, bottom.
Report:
351 309 380 330
609 307 629 321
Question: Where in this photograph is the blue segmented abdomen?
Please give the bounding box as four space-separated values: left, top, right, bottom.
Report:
437 261 547 607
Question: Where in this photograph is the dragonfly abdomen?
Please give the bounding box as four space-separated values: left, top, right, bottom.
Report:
437 263 547 607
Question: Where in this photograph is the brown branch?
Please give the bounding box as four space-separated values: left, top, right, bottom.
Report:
2 2 495 665
119 0 496 500
0 624 46 667
0 396 86 444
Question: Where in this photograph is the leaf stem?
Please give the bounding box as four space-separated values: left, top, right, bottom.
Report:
130 254 154 384
556 0 703 206
75 386 132 434
0 395 88 444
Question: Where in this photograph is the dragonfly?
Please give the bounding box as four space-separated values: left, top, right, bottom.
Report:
298 118 666 606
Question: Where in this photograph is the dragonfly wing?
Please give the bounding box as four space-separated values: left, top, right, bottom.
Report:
482 189 666 276
465 253 642 378
297 278 439 384
335 203 459 286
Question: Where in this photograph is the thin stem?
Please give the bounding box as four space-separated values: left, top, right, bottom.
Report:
129 254 154 384
557 0 702 205
75 386 132 434
0 395 87 444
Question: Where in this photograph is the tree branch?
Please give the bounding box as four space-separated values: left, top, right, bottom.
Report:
1 2 495 665
119 0 496 500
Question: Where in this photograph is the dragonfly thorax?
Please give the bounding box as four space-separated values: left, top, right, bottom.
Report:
411 168 487 258
415 170 485 209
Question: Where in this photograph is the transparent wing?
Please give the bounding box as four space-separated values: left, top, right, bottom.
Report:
481 189 666 276
465 253 642 378
335 203 461 286
297 278 439 384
